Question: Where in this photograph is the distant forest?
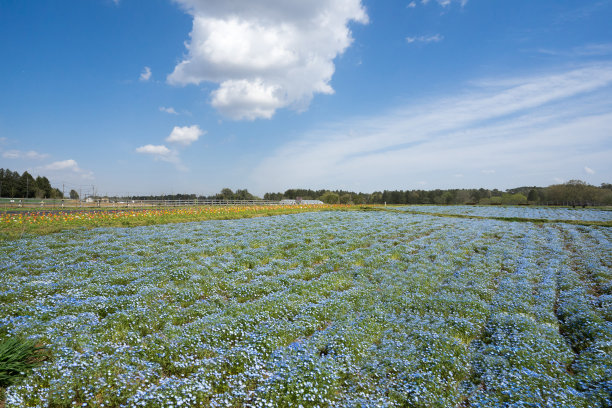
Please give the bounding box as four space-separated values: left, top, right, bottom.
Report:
134 181 612 206
263 181 612 206
2 168 611 205
0 168 63 199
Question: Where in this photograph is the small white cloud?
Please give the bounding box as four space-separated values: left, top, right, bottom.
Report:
136 144 186 171
482 169 496 174
159 106 179 115
2 150 49 160
584 166 595 174
136 144 172 156
45 159 80 171
424 0 467 6
406 34 444 44
165 125 204 146
407 1 417 8
43 159 94 179
140 66 152 82
453 173 464 178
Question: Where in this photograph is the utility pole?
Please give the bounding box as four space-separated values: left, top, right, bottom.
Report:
62 184 65 198
26 178 29 199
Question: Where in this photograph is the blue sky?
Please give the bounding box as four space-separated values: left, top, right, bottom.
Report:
1 0 611 197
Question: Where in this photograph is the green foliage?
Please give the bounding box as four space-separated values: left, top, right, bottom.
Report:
339 193 352 204
267 181 612 205
527 189 538 202
0 168 62 199
501 193 528 205
0 337 48 389
320 191 340 204
489 196 502 205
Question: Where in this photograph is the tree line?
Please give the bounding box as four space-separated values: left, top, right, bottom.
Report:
264 181 612 206
2 168 610 206
0 168 63 199
130 188 258 202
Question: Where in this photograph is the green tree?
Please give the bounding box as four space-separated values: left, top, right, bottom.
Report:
320 191 339 204
339 193 352 204
217 188 234 200
18 172 35 198
34 176 52 198
369 191 383 204
69 189 79 200
501 193 527 205
527 189 538 203
234 189 255 200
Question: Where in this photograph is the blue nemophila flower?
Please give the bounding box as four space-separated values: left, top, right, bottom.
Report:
0 210 609 406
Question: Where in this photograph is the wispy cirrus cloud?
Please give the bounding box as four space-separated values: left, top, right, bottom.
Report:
250 63 612 192
537 43 612 58
159 106 179 115
406 34 444 44
420 0 468 7
2 149 49 160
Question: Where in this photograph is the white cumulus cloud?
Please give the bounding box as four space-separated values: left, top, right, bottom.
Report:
584 166 595 174
168 0 368 120
165 125 204 146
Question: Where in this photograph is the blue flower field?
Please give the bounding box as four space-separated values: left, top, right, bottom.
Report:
1 209 610 407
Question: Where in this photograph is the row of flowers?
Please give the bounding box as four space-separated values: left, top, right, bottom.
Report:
0 205 337 226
